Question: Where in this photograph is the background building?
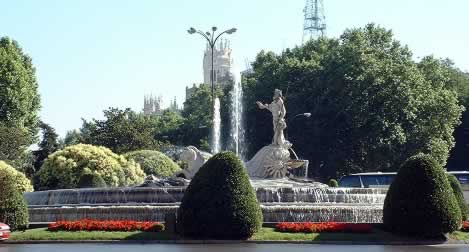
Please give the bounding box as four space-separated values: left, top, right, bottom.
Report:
186 39 234 100
143 94 163 116
203 39 233 86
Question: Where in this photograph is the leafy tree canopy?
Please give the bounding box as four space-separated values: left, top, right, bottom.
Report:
0 37 40 142
244 24 463 179
33 121 60 171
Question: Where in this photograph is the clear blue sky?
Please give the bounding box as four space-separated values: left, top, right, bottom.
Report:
1 0 468 137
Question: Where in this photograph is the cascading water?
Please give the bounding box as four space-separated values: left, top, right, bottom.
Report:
212 97 221 154
229 66 245 159
25 180 388 223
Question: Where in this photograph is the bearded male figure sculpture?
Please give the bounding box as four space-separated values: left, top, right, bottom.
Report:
246 89 295 178
256 89 287 146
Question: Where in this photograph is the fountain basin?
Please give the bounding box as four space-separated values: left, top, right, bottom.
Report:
27 203 383 223
24 181 387 224
25 180 387 205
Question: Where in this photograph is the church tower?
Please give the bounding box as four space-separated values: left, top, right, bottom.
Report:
143 94 162 116
203 39 233 87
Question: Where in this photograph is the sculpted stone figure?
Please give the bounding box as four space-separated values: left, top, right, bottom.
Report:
246 89 294 178
256 89 287 146
175 146 212 179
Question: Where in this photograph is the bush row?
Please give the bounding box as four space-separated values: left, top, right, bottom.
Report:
35 144 180 190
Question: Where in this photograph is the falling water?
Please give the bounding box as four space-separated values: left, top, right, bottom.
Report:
212 97 221 154
25 183 388 223
229 66 246 159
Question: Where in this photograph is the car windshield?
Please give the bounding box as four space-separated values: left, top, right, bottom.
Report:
360 175 395 188
453 174 469 184
338 176 361 187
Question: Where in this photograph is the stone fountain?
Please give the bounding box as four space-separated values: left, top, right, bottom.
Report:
24 89 387 224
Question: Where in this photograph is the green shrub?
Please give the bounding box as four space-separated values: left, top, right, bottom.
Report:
0 161 33 193
383 154 462 237
447 174 468 221
177 152 262 239
328 179 338 187
0 161 30 230
124 150 181 178
36 144 145 190
77 172 107 188
0 189 29 231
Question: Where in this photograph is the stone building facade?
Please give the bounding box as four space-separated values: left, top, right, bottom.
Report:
186 39 234 100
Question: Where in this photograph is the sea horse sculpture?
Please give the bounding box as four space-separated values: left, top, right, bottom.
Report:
175 146 212 179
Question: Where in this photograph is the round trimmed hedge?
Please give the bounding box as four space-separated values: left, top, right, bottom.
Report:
0 161 33 193
177 152 262 239
77 172 107 188
383 154 462 237
36 144 145 190
0 161 30 230
328 179 338 187
447 174 467 221
0 189 29 231
124 150 181 178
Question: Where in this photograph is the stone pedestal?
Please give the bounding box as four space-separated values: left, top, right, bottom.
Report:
246 142 292 178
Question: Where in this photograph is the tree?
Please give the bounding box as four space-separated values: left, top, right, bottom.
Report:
244 24 463 179
33 121 60 171
0 125 31 162
80 108 163 154
63 129 84 147
180 83 236 152
443 65 469 170
181 84 221 151
0 37 41 144
153 110 185 146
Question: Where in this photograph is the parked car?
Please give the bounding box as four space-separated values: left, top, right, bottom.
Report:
338 172 396 188
338 171 469 189
448 171 469 190
0 222 10 241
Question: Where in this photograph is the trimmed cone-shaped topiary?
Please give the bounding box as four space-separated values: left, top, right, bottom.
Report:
124 150 181 178
447 174 467 221
383 154 462 237
77 172 107 188
177 152 262 239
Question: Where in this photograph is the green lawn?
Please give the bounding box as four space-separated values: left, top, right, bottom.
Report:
10 228 179 241
450 231 469 242
251 227 426 242
9 227 454 242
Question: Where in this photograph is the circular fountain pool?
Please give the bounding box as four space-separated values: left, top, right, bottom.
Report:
24 179 387 223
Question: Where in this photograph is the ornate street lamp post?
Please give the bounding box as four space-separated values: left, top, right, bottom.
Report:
187 26 237 110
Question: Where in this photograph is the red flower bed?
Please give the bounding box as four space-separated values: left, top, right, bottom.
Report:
275 222 373 233
47 220 165 232
461 221 469 231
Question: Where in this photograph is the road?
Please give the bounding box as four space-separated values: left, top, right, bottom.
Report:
1 244 469 252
